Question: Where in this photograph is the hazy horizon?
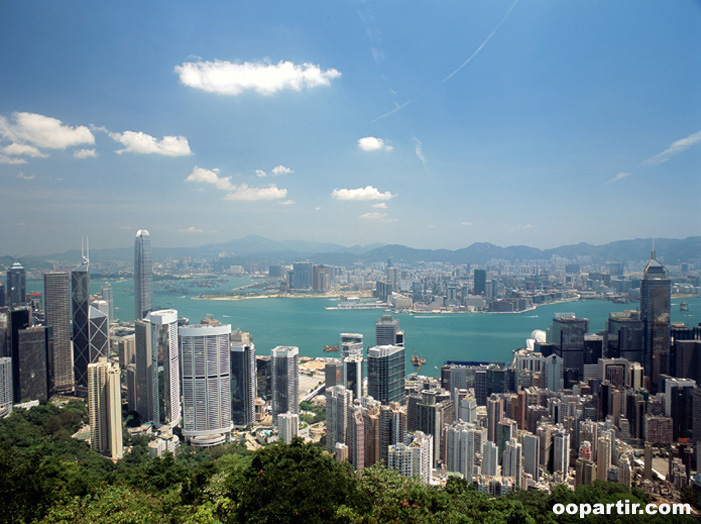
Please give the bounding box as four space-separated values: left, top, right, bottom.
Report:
1 2 699 255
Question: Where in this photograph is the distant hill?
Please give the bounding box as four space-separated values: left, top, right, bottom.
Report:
3 236 699 272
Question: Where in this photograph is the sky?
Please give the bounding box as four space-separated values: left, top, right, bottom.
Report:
1 1 699 255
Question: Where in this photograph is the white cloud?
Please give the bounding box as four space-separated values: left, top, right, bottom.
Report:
16 172 35 180
186 166 237 191
178 226 204 234
414 137 427 168
175 59 341 96
357 136 393 152
511 223 533 231
224 184 287 201
2 143 47 157
606 172 631 184
360 212 387 220
0 155 27 165
74 148 97 159
280 199 295 206
110 131 191 156
331 185 394 201
315 207 322 211
255 169 267 178
272 165 293 175
461 221 473 227
642 130 701 166
0 112 94 149
372 202 388 209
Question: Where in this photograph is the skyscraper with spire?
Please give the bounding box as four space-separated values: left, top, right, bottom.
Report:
134 230 153 321
640 248 671 391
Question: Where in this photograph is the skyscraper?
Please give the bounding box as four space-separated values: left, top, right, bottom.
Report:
72 251 90 395
375 315 403 346
340 333 363 358
0 357 12 417
179 322 232 446
134 229 153 320
44 271 74 394
88 306 110 364
326 385 353 453
101 283 114 324
367 345 405 404
6 261 26 308
12 325 51 403
277 412 299 444
640 249 671 390
271 346 299 426
88 357 123 460
230 330 256 428
473 269 487 296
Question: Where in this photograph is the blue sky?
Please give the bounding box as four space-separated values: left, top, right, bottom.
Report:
1 1 699 255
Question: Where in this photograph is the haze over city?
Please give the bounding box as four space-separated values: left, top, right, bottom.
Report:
1 1 699 255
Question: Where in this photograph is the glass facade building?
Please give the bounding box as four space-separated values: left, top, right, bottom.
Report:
367 344 405 404
134 229 153 321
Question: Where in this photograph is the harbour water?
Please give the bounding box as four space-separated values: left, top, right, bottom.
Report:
28 278 701 377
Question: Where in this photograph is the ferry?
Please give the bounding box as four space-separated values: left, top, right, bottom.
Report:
323 345 339 353
680 301 689 312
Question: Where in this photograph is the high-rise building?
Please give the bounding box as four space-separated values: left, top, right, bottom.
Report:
343 354 363 400
340 333 363 358
552 429 570 477
291 262 313 291
88 306 110 364
13 325 51 403
0 357 12 417
551 314 588 386
88 357 123 460
230 330 256 428
149 310 180 428
326 385 353 453
6 261 26 308
271 346 299 426
134 230 153 320
375 315 403 346
101 283 114 324
388 431 433 484
367 345 405 404
278 412 299 444
520 432 541 481
44 271 73 394
473 269 487 296
640 250 671 390
0 281 5 308
503 438 524 488
179 323 233 446
482 441 499 477
72 253 90 394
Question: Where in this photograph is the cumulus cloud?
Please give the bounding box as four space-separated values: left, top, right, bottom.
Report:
74 148 97 159
255 169 267 178
357 136 393 152
175 59 341 96
0 112 94 149
372 202 387 209
187 166 287 201
280 199 295 206
178 226 204 234
110 131 191 156
0 155 27 165
2 143 47 157
224 184 287 201
642 130 701 166
331 185 394 201
606 172 631 184
272 165 293 175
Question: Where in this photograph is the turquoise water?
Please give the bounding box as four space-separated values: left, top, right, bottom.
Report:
28 278 701 377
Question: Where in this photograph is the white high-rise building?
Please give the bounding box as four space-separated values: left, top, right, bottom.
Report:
278 412 299 444
445 421 486 480
134 230 153 320
520 432 541 481
0 357 13 417
271 346 299 426
88 358 122 460
340 333 363 358
503 438 524 488
553 429 570 477
179 323 233 446
388 431 433 484
483 441 499 477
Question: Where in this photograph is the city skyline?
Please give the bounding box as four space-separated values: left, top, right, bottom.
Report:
1 2 699 255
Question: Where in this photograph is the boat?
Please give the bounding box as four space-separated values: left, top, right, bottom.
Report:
323 345 339 352
411 351 426 368
680 301 689 311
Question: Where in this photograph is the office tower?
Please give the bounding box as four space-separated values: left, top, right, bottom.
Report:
340 333 363 358
552 430 570 477
388 431 433 484
503 438 523 487
256 356 272 401
88 306 110 363
134 319 152 421
520 432 540 481
496 419 517 464
118 334 135 369
150 310 180 427
134 229 153 320
291 261 313 290
343 354 363 399
375 315 404 347
326 385 353 453
88 357 123 460
473 269 487 296
230 330 256 428
44 271 73 394
0 357 12 417
101 283 114 324
348 407 365 470
379 402 407 463
665 378 694 440
544 354 563 392
483 441 498 477
640 250 671 390
607 311 643 362
271 346 299 426
474 369 488 405
0 282 5 308
325 359 342 388
278 412 299 444
72 252 90 394
487 396 503 443
13 325 51 402
179 323 233 446
367 345 405 404
552 314 588 386
6 261 26 308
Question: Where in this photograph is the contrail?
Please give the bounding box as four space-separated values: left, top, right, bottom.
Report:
371 0 519 123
